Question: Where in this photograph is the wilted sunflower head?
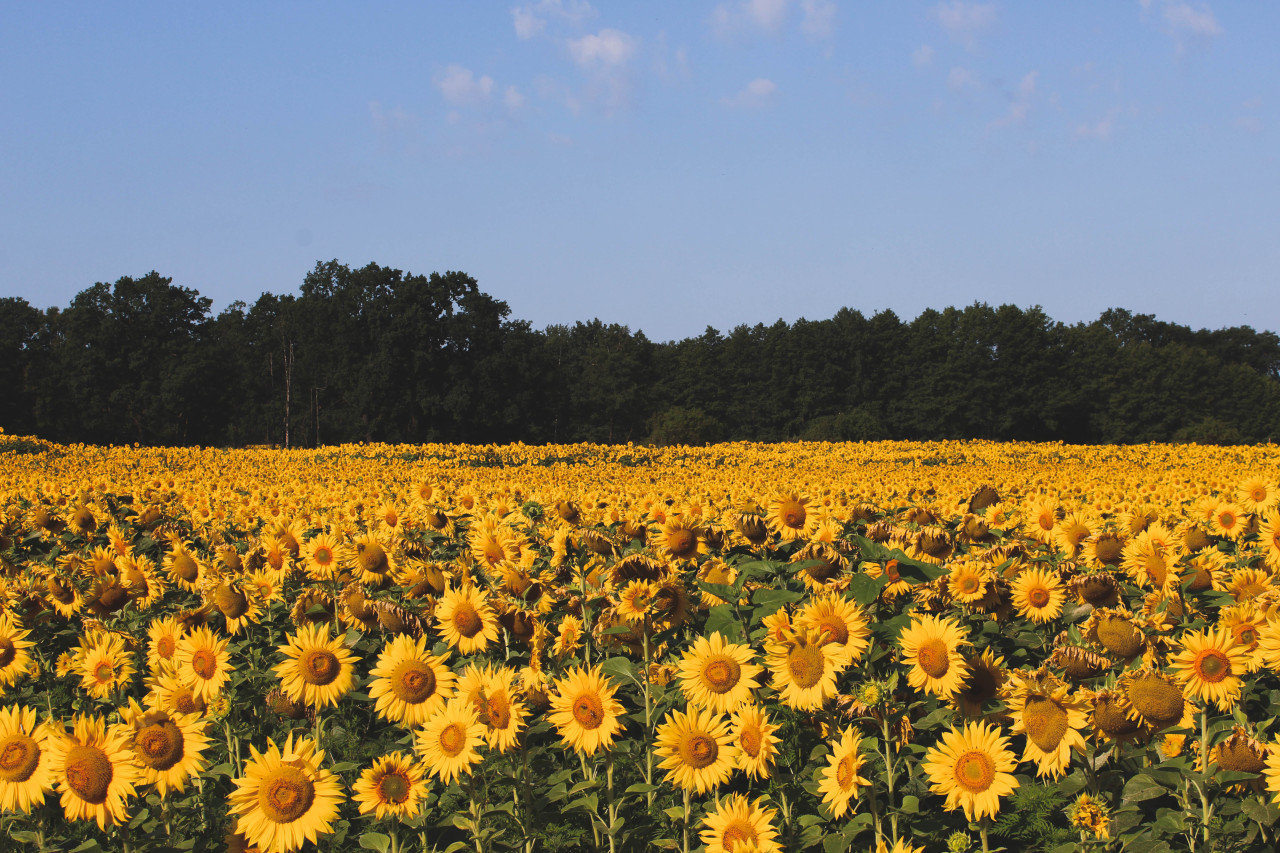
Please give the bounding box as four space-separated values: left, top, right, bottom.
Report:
1121 669 1186 731
1085 608 1145 661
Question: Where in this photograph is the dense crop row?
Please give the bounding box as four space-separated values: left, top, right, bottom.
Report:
1 433 1279 852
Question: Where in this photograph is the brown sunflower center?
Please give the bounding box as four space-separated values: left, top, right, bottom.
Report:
1217 739 1266 774
135 721 185 770
156 635 177 660
390 660 438 704
780 501 806 529
313 547 333 565
816 616 849 646
358 542 389 574
1023 696 1070 753
666 529 697 558
960 662 998 704
452 604 483 638
0 639 16 669
787 643 825 689
572 693 605 730
1028 587 1051 608
64 744 114 804
917 639 951 679
172 688 206 715
703 657 742 694
94 662 114 684
483 694 511 730
678 733 718 769
722 821 758 848
1095 616 1143 659
1093 695 1140 737
214 585 249 619
299 649 340 686
953 750 996 793
836 753 860 789
1193 649 1231 683
377 770 411 804
1127 674 1185 728
438 723 467 757
258 765 315 823
191 649 219 680
739 725 762 758
958 575 980 595
1235 626 1258 648
0 734 40 783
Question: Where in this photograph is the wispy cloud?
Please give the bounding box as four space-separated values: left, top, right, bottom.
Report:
947 66 978 92
799 0 837 39
722 77 778 107
912 44 935 68
511 0 595 40
1075 107 1119 141
567 28 637 67
932 1 997 50
436 65 495 104
989 70 1037 128
1139 0 1222 54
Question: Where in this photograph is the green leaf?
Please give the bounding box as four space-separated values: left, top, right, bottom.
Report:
900 795 920 814
750 588 805 619
626 782 659 794
70 843 104 853
7 833 38 845
665 806 687 821
847 571 887 606
330 761 358 773
600 656 637 685
1122 774 1169 804
1243 797 1279 827
359 832 391 853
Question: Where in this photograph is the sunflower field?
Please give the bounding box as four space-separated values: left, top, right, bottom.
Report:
3 432 1280 853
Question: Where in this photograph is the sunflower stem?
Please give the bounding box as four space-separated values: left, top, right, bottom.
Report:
979 818 990 853
605 757 618 853
681 787 691 853
881 714 899 845
1198 708 1213 850
643 615 655 812
468 772 485 853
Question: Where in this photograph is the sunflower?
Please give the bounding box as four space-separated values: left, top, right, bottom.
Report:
1084 607 1145 661
1168 627 1249 711
47 714 138 830
790 541 850 591
946 560 989 604
547 665 625 755
352 752 428 821
0 705 56 813
456 664 527 752
1025 497 1059 545
1227 568 1277 603
922 721 1019 822
765 628 849 711
210 579 263 635
121 700 210 798
794 593 870 663
0 614 34 688
1264 740 1280 807
435 585 500 655
897 614 970 698
1118 669 1190 732
147 669 209 718
146 616 185 675
766 492 814 542
552 615 583 659
1081 527 1124 569
654 705 737 794
816 726 869 818
468 514 523 569
273 622 358 710
351 531 397 585
699 793 782 853
731 704 780 780
1210 502 1247 540
368 634 456 728
1005 669 1087 778
119 554 166 610
173 625 232 700
652 515 707 562
228 734 344 853
1010 567 1065 623
1052 512 1092 557
678 633 763 715
954 648 1007 718
303 532 345 580
1214 727 1268 791
414 699 487 785
77 632 135 700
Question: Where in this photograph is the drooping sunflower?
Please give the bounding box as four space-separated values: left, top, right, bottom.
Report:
47 714 138 830
1084 607 1145 661
273 622 358 710
699 793 783 853
1214 727 1269 792
414 699 487 785
922 721 1019 822
794 593 871 663
352 752 428 821
435 585 501 655
547 665 625 755
816 726 869 818
1227 567 1277 603
209 579 264 635
654 705 737 794
954 648 1007 718
765 628 850 711
1118 669 1191 733
172 625 232 700
677 632 763 716
77 632 136 700
1005 669 1088 778
1084 687 1143 743
0 705 56 813
227 734 344 853
367 634 456 728
1010 567 1065 623
351 531 397 585
120 700 210 798
0 614 34 688
731 704 780 780
1168 627 1249 711
766 492 815 542
897 614 970 698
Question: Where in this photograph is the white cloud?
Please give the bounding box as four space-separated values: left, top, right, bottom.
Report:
932 1 997 50
989 70 1037 128
947 66 978 92
711 0 791 37
436 65 494 104
912 44 935 67
368 101 415 133
567 28 637 67
512 8 545 39
504 85 526 110
1075 108 1118 140
799 0 836 39
1140 0 1222 54
511 0 595 39
722 77 778 107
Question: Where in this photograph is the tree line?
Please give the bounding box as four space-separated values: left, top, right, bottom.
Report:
3 261 1278 447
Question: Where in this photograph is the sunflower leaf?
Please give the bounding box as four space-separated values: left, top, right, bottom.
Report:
358 832 391 853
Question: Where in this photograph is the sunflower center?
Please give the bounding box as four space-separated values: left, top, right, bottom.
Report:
358 542 389 574
917 639 951 679
191 649 219 680
259 766 315 823
0 639 15 669
1235 626 1258 648
722 821 758 848
1093 696 1140 737
300 649 340 686
214 584 249 619
173 688 206 715
1218 739 1266 774
1193 649 1231 683
816 616 849 646
135 721 185 770
452 604 483 638
572 694 605 730
438 723 468 757
1023 697 1069 753
787 643 825 689
678 733 718 769
1096 616 1143 659
391 661 438 704
953 750 996 793
64 744 114 804
836 753 859 789
313 547 333 565
0 734 40 783
377 770 411 804
483 694 511 729
94 662 114 683
1127 674 1185 728
704 657 742 693
156 635 177 660
1028 587 1051 608
959 575 980 595
667 530 697 558
780 501 806 529
739 725 762 758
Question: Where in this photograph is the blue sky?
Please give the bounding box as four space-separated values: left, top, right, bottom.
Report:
2 1 1276 340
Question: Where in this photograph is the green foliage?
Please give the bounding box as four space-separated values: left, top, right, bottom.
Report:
646 406 725 446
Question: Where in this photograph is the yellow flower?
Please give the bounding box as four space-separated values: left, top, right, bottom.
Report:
435 585 500 655
228 734 344 853
677 632 763 716
653 705 738 794
1168 627 1249 711
922 721 1019 822
699 793 782 853
172 625 232 700
352 752 427 821
897 614 969 698
47 714 139 830
367 634 456 728
273 622 358 710
731 704 780 780
817 726 869 818
547 666 625 755
414 699 487 785
0 705 56 813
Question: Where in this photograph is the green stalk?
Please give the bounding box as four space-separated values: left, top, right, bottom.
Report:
979 818 990 853
1198 709 1213 850
881 715 899 845
643 615 655 811
681 787 692 853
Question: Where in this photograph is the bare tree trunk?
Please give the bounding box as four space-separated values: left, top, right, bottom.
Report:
283 341 294 448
